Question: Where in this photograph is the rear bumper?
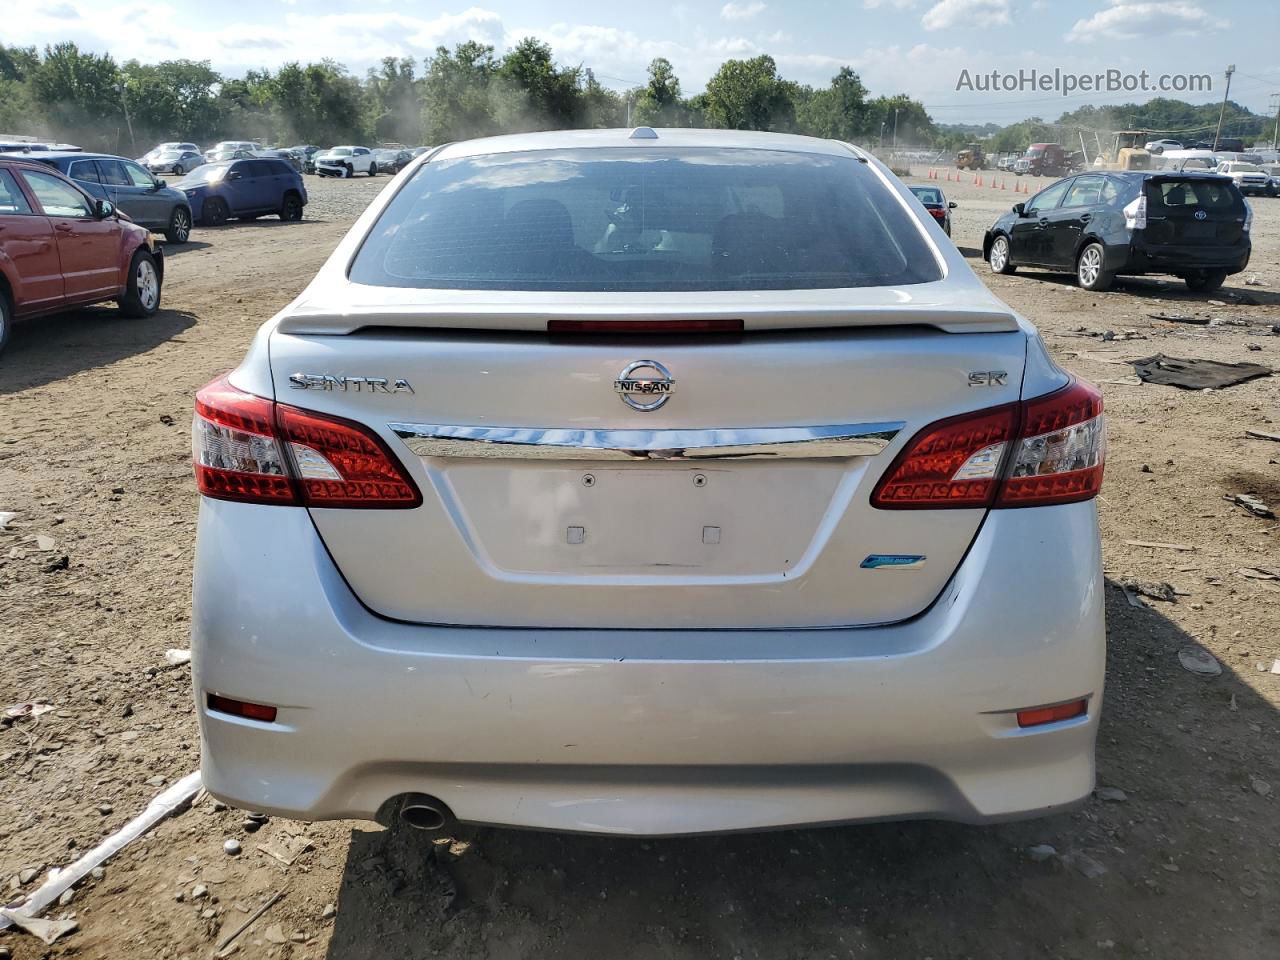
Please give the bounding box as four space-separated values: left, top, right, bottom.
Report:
1123 239 1251 275
192 499 1105 835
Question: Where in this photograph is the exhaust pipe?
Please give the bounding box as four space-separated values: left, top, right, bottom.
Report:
397 793 455 833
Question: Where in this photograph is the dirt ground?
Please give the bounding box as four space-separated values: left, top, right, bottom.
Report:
1 167 1278 960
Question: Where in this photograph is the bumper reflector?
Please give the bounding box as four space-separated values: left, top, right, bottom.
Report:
1016 698 1087 728
207 693 278 723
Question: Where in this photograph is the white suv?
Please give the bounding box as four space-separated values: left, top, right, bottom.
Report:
190 128 1106 836
314 146 377 177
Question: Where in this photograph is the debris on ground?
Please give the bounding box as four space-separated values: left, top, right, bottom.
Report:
1064 852 1108 879
1224 493 1275 519
1244 276 1264 286
1150 313 1209 325
0 510 17 530
0 772 201 939
1178 645 1222 677
163 648 192 666
2 702 54 724
0 909 78 946
1251 779 1271 797
1120 579 1178 602
1028 844 1057 862
1124 539 1197 552
1245 429 1280 442
215 891 284 957
224 838 242 856
1095 787 1128 802
1130 355 1272 390
1238 567 1280 581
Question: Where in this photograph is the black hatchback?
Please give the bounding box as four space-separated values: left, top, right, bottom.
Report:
983 171 1251 292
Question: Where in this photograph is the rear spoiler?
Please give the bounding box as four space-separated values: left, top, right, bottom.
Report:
275 303 1021 336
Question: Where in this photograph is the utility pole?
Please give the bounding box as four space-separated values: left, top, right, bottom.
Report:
1271 93 1280 151
892 107 901 150
1213 64 1234 150
117 82 136 156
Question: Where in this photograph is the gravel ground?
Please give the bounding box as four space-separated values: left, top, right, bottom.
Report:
0 169 1278 960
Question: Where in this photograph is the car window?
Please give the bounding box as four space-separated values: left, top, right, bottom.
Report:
96 159 131 187
909 186 943 205
20 170 93 218
354 148 369 156
244 160 272 177
1027 180 1069 214
350 147 943 292
67 159 101 183
122 161 154 188
0 169 34 214
1099 178 1122 206
1147 178 1243 211
1063 176 1104 207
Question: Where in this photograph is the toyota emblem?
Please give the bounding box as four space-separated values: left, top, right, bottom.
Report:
1194 209 1208 220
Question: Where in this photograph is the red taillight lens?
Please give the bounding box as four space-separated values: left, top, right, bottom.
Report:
193 374 421 509
871 377 1105 510
870 405 1018 508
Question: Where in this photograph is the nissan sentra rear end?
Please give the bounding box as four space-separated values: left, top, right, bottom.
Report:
190 129 1106 836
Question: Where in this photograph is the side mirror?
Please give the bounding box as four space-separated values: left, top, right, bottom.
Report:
948 201 958 209
150 179 164 191
1012 202 1025 216
226 170 242 181
95 199 115 219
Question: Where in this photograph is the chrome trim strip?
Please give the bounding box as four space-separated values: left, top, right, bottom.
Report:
389 422 904 461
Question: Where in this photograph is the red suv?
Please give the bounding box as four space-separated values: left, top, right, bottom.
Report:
0 157 163 356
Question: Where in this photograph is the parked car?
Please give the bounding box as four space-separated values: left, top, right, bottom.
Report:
1188 137 1244 153
984 170 1251 292
372 148 412 174
1144 138 1183 154
314 146 377 177
175 157 307 226
907 184 957 235
1214 160 1271 196
145 149 206 176
29 151 194 244
190 128 1107 837
205 141 258 162
142 142 200 163
253 149 303 174
410 146 432 157
0 156 163 355
287 145 323 173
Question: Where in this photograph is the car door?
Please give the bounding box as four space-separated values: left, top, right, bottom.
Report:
219 161 258 214
18 168 122 301
120 159 168 227
1009 179 1069 265
1048 176 1103 266
0 167 64 312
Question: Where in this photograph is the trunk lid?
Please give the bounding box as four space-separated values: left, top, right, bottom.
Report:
268 323 1029 629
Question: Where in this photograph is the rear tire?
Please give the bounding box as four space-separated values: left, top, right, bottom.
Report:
165 206 191 244
1076 242 1114 291
988 234 1016 274
117 250 162 318
202 198 228 227
279 192 303 221
368 162 378 177
1184 269 1227 293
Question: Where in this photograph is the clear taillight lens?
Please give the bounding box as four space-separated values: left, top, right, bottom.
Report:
872 377 1105 510
192 374 421 509
1123 194 1146 230
1243 199 1253 233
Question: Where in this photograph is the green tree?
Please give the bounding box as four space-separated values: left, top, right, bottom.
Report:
120 59 224 144
701 55 795 131
366 57 422 144
632 57 684 127
421 41 499 143
794 67 868 141
493 37 582 132
580 69 623 128
865 94 935 146
30 42 122 145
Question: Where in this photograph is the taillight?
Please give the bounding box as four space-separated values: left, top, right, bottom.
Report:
871 377 1104 510
1122 194 1146 230
193 374 421 508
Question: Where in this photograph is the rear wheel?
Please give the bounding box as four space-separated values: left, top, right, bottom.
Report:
174 164 187 176
280 192 303 221
1184 269 1227 293
203 198 228 227
988 235 1016 274
118 250 162 318
1076 242 1114 291
368 162 378 177
165 206 191 244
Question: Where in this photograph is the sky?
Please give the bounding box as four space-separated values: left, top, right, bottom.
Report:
6 0 1279 124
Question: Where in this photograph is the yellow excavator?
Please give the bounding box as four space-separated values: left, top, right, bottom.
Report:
1092 130 1153 171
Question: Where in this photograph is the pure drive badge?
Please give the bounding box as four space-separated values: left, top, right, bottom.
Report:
289 374 414 393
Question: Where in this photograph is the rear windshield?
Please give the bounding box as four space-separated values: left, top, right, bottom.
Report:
349 147 942 292
1146 178 1243 211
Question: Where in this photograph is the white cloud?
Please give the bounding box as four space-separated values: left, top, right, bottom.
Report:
921 0 1011 31
1065 0 1221 43
863 0 917 9
764 30 792 43
720 2 767 22
45 2 80 19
